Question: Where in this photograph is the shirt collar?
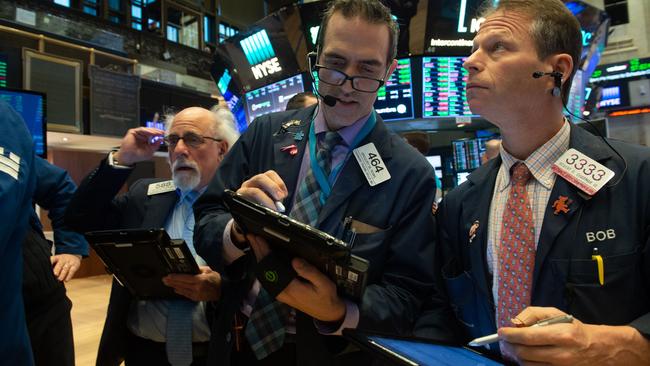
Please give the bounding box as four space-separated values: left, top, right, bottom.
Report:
497 119 571 192
313 105 372 147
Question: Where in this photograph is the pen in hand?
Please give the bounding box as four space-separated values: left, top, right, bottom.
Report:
467 314 574 347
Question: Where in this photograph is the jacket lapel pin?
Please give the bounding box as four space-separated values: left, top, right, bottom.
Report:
293 131 305 141
280 144 298 156
468 220 479 244
552 195 572 215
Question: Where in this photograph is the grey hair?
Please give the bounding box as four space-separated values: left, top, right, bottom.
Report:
164 106 240 150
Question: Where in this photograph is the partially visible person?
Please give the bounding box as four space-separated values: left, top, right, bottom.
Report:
65 106 239 366
24 157 89 366
284 91 318 111
481 138 501 165
419 0 650 364
0 99 37 365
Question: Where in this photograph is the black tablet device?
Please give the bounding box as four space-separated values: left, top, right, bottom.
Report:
223 189 369 301
85 228 200 299
343 330 503 366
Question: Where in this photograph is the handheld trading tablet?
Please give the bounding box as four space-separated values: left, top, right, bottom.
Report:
343 330 504 366
85 228 199 299
223 189 369 301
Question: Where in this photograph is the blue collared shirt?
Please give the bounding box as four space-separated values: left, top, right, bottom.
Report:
127 188 211 343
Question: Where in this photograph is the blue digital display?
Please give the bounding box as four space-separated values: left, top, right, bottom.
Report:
598 86 622 108
368 336 502 366
0 88 46 157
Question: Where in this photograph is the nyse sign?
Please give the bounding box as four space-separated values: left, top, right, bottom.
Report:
251 57 282 80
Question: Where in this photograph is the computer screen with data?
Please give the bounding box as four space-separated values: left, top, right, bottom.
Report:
0 88 46 157
375 58 415 121
245 74 305 122
422 56 475 118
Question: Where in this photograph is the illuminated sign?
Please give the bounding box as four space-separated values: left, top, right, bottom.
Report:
425 0 483 55
590 57 650 83
456 0 485 33
598 86 621 108
217 69 232 95
240 30 283 80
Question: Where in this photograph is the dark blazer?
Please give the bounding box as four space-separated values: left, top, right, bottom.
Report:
194 105 441 365
418 125 650 356
65 159 179 366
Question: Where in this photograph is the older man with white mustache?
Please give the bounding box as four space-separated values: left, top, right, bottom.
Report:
65 105 239 366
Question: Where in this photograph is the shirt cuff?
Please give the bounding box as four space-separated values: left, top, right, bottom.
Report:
223 219 246 264
314 299 359 336
107 151 134 169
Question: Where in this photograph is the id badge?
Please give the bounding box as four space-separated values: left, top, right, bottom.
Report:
552 148 614 195
353 143 391 186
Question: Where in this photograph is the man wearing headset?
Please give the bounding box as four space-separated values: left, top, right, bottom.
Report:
417 0 650 364
193 1 439 365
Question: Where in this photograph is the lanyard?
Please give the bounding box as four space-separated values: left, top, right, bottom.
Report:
308 110 377 204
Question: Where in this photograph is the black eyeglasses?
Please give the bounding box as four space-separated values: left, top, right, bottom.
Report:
314 65 386 93
163 132 221 149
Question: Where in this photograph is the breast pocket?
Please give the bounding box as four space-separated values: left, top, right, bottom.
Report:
552 249 647 325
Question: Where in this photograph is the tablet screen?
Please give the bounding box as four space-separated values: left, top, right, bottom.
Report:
368 336 502 366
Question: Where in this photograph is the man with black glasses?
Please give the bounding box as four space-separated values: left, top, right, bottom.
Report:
193 1 440 365
65 106 239 366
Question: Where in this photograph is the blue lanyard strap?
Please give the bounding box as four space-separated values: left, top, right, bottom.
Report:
308 110 377 203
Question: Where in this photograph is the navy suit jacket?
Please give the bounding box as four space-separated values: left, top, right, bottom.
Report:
65 159 179 366
194 105 440 364
417 125 650 356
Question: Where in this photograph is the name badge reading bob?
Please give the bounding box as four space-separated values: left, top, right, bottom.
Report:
353 143 391 186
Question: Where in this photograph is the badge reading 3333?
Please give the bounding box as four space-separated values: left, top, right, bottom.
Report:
552 148 614 196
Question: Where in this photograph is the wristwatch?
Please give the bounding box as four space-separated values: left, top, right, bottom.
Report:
107 150 134 169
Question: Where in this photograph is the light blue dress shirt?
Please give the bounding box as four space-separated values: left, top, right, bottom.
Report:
127 188 211 342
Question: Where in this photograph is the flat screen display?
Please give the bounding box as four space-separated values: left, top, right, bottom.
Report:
0 53 7 88
452 138 481 172
422 57 475 118
368 336 502 366
375 58 415 121
221 10 301 91
0 88 46 157
245 74 305 122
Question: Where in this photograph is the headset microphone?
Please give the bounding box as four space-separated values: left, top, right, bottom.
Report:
532 71 563 97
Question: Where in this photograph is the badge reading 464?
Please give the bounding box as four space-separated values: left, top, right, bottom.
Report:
353 143 391 186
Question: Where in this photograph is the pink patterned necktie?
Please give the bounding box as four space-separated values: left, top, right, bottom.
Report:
497 162 535 330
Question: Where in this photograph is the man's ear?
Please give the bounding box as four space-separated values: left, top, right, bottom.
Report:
219 140 229 156
548 53 574 84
